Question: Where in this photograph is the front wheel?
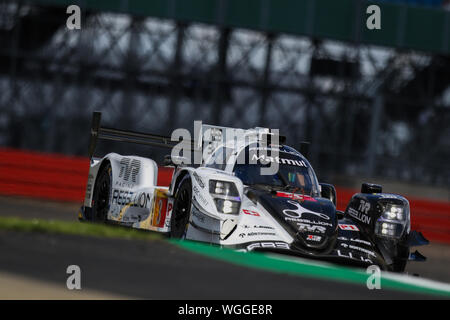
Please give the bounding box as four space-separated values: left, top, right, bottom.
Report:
391 244 409 272
170 176 192 238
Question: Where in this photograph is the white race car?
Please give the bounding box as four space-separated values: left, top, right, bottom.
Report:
79 112 428 271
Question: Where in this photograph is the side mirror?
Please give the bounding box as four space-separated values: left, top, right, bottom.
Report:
320 183 337 207
163 155 190 166
166 155 190 167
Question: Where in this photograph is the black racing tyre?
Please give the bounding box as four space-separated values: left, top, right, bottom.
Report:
170 176 192 238
91 163 112 222
392 259 407 273
392 244 409 272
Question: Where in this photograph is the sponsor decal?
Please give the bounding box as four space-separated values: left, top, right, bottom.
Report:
340 243 376 257
297 223 326 234
284 216 333 226
239 232 277 238
241 225 274 231
192 172 205 189
246 242 290 251
165 199 173 228
193 185 209 207
338 237 372 246
283 200 329 220
151 190 168 228
85 174 94 200
307 235 322 242
253 225 274 230
336 249 373 264
251 154 307 167
276 191 317 202
192 208 206 223
243 209 260 217
347 207 371 224
114 180 134 188
112 189 151 208
118 158 140 183
246 232 276 237
358 199 371 214
338 224 360 231
352 245 376 257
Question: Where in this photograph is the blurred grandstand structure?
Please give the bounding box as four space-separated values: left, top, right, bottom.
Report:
0 0 449 188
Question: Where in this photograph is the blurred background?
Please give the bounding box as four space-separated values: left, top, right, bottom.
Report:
1 0 450 194
0 0 449 291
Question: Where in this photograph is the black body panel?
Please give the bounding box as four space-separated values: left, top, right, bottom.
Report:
243 187 422 271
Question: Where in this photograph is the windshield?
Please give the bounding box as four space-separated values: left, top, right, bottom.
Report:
233 148 320 197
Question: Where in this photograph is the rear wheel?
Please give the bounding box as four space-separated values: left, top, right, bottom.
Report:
91 163 112 222
170 176 192 238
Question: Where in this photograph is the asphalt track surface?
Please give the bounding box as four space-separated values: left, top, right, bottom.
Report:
0 196 449 299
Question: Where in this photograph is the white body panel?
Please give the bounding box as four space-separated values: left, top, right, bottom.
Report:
84 152 294 247
84 153 173 233
83 124 302 247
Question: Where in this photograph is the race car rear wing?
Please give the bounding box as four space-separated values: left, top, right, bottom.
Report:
88 111 309 162
88 111 195 159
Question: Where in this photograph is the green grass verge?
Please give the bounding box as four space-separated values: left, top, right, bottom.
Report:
0 216 160 241
172 239 450 298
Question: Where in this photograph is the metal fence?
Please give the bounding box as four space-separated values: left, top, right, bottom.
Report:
0 1 449 187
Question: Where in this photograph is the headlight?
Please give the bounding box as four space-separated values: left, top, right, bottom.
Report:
383 204 404 220
209 180 239 197
214 199 240 215
209 180 240 214
375 203 410 239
